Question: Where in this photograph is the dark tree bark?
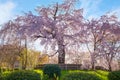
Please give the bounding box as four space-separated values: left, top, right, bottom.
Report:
57 37 65 64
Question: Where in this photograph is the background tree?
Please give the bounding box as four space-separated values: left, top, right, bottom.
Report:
85 19 107 69
0 44 21 70
38 54 49 64
23 49 40 69
85 14 120 70
0 43 41 70
98 14 120 71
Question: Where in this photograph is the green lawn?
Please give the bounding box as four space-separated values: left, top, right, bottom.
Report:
61 70 109 80
34 69 109 80
2 69 120 80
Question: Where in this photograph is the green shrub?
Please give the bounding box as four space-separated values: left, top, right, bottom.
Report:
108 70 120 80
0 71 11 80
6 70 41 80
42 75 50 80
63 72 101 80
0 68 7 73
0 68 2 73
43 64 61 80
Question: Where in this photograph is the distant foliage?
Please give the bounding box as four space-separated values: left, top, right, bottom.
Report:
43 64 61 80
63 72 101 80
108 70 120 80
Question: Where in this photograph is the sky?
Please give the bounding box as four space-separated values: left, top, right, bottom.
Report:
0 0 120 25
0 0 120 51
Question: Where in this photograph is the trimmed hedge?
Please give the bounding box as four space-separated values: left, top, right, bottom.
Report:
108 70 120 80
63 72 101 80
43 64 61 80
6 70 41 80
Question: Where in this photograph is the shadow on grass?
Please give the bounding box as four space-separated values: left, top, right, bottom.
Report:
108 70 120 80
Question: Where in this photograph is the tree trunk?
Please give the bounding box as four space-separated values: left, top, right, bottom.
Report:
58 44 65 64
91 62 95 70
108 61 112 71
24 37 28 69
91 54 95 70
57 37 65 64
108 64 112 71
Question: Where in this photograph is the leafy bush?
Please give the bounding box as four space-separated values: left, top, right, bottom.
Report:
43 64 61 80
108 70 120 80
0 71 11 80
63 72 101 80
42 75 50 80
0 68 7 73
6 70 41 80
0 68 2 73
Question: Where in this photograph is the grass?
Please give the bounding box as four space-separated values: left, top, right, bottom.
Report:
34 69 109 80
61 70 109 80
